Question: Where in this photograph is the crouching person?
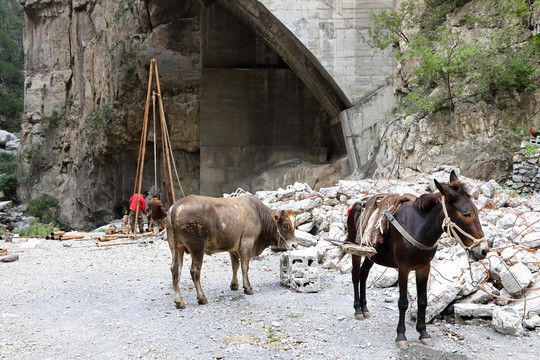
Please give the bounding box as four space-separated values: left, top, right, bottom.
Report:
149 192 167 234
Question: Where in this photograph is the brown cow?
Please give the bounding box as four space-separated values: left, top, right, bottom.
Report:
166 194 297 309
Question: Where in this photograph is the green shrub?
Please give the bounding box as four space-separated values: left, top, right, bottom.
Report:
0 152 16 174
16 219 55 238
87 104 119 131
0 174 17 201
0 153 17 201
23 194 60 224
525 145 539 155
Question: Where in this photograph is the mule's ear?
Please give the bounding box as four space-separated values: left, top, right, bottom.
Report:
273 214 280 223
434 179 446 195
450 170 459 183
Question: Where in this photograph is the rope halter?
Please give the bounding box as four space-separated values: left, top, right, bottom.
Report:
440 196 485 252
274 219 290 249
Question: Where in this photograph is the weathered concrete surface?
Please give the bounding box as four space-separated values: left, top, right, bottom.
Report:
259 0 397 104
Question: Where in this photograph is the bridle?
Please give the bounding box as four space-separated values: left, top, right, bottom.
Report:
384 196 485 252
441 196 485 252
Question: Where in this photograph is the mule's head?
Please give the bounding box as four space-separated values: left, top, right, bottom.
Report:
273 209 298 249
434 170 490 261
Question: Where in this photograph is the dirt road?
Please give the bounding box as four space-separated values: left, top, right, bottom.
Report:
1 238 538 359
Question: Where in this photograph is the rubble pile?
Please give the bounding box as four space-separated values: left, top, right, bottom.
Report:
246 167 540 336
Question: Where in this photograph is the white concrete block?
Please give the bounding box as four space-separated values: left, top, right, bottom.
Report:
280 247 320 293
454 303 498 322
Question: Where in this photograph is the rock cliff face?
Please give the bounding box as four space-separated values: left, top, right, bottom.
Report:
19 0 203 228
385 0 540 182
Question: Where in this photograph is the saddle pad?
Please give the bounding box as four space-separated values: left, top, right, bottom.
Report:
356 194 417 248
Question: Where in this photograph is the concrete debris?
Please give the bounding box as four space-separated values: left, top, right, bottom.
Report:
366 264 398 288
294 230 318 247
253 168 540 334
492 307 524 336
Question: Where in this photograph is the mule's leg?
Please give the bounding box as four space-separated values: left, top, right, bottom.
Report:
170 244 186 309
359 257 374 319
230 253 240 291
416 264 434 346
396 267 411 349
240 251 253 295
190 251 208 305
351 255 362 319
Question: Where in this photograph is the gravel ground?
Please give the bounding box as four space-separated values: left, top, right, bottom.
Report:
1 237 539 360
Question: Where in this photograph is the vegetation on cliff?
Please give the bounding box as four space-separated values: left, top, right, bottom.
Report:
0 0 23 133
362 0 540 115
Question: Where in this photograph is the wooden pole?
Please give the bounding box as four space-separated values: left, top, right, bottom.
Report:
154 61 176 204
161 112 186 198
134 58 154 234
134 60 154 195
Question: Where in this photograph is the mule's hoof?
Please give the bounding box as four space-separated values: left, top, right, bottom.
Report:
396 340 409 349
198 297 208 305
354 313 365 320
175 301 186 309
363 311 370 319
230 283 239 291
420 337 434 347
244 288 254 295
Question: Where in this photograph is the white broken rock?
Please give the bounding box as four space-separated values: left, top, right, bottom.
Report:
294 229 318 247
492 307 524 336
486 254 533 295
367 264 398 288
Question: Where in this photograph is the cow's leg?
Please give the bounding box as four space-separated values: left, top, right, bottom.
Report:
230 253 240 291
190 252 208 305
170 244 186 309
396 267 411 349
167 219 187 309
357 256 374 320
239 251 253 295
416 264 434 346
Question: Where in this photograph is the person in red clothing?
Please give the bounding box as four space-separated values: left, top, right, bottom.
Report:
129 190 149 234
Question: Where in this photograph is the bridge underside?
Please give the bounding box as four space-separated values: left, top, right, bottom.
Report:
199 0 349 195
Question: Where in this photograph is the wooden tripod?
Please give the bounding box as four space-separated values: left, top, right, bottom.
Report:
132 59 185 235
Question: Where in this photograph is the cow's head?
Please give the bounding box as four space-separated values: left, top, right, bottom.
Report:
272 209 297 250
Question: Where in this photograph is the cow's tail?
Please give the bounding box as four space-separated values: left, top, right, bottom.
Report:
166 210 180 287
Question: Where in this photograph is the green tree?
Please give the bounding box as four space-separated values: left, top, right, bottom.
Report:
0 0 24 132
361 0 540 114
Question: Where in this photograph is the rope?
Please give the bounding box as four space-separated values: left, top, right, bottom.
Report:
441 198 485 251
156 93 185 198
152 91 158 191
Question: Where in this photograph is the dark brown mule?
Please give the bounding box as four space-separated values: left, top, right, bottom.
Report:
347 171 489 349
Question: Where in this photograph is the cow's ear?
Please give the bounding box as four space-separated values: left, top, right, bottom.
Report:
273 214 280 223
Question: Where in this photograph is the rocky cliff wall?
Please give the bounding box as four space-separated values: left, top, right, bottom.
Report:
18 0 203 228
